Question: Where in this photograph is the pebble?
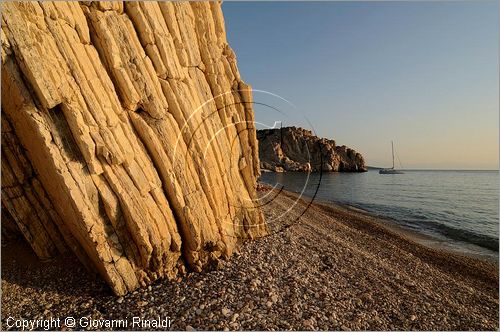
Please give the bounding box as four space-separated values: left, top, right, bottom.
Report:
137 301 148 307
185 325 195 331
116 297 124 304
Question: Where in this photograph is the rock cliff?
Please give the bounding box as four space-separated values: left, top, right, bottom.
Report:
257 127 367 172
1 1 267 295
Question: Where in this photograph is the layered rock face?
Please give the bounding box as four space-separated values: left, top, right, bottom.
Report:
1 1 267 295
258 127 367 172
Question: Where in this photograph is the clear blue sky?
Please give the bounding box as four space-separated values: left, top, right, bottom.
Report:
223 1 499 169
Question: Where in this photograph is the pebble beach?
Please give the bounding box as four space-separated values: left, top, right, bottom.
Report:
2 187 498 331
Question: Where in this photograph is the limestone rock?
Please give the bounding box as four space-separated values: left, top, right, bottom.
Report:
257 127 367 172
1 1 267 295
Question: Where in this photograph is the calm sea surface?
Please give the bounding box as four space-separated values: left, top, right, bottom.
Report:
260 170 499 260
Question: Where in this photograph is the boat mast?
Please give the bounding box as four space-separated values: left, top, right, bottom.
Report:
391 140 395 169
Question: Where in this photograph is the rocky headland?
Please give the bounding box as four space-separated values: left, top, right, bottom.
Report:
257 127 367 172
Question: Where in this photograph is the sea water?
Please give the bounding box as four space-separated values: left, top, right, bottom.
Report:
259 170 499 260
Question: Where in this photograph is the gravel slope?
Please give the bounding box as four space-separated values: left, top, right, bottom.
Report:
1 188 498 330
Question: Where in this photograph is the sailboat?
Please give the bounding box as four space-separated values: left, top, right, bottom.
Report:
379 141 404 174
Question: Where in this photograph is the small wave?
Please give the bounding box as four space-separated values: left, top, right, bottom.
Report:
345 202 499 252
410 219 499 252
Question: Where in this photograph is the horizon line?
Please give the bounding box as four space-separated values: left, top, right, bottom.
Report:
367 166 499 171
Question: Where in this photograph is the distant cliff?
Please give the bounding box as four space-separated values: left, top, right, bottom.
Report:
257 127 367 172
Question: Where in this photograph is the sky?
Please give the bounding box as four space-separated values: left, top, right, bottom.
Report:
222 1 499 170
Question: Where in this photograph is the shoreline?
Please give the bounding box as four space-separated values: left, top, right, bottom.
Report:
258 176 499 264
263 184 499 275
315 196 499 264
2 185 499 330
